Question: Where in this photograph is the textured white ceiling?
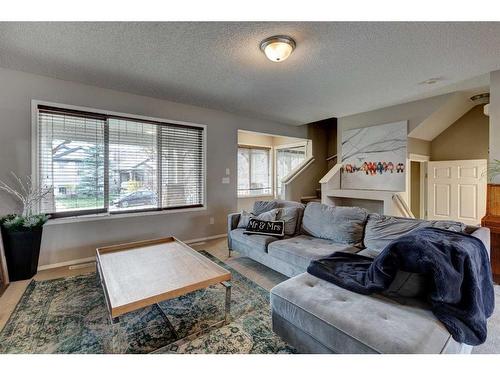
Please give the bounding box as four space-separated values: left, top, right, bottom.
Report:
0 22 499 125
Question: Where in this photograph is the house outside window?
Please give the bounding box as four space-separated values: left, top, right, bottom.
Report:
237 146 272 197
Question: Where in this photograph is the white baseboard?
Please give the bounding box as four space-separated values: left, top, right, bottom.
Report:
38 256 96 271
37 233 227 271
184 233 227 245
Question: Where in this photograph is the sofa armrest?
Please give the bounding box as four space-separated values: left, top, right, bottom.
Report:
472 227 490 259
227 213 241 251
228 213 240 231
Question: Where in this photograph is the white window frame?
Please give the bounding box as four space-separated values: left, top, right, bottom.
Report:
31 100 207 223
274 140 309 198
237 144 273 198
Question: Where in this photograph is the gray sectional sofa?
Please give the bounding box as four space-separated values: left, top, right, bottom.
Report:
227 200 491 354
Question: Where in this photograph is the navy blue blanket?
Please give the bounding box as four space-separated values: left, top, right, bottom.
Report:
307 227 495 345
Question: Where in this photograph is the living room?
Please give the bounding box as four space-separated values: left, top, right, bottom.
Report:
1 1 500 374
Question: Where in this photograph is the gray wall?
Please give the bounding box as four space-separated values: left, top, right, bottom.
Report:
0 67 306 266
490 70 500 183
431 105 489 161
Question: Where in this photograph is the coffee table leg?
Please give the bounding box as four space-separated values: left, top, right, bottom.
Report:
221 281 232 323
156 304 179 340
97 257 117 325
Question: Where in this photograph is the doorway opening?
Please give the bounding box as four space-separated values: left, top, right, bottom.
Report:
408 154 429 219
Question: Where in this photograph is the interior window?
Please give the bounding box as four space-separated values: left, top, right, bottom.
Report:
275 145 307 197
237 146 271 197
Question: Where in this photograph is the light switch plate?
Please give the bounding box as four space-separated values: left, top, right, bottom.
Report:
222 177 230 184
225 168 230 176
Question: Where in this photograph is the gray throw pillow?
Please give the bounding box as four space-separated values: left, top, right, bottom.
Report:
237 209 279 229
253 200 279 216
277 207 300 236
301 202 368 245
363 213 466 254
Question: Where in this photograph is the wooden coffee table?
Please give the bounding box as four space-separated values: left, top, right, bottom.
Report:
96 237 232 332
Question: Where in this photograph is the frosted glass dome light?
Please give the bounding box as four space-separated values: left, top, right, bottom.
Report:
260 35 296 63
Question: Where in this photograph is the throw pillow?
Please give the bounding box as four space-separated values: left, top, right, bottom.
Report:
253 200 279 216
237 208 279 229
301 202 368 245
277 206 300 236
363 213 466 254
244 218 285 237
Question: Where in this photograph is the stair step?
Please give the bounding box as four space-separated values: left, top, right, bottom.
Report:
301 197 322 204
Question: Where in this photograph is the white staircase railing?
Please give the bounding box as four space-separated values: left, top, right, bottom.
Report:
282 157 315 186
319 163 342 185
392 193 414 218
281 157 316 201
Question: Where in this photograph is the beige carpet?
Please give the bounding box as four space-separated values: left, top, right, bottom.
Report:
473 284 500 354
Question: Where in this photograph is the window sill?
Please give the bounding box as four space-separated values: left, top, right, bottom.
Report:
44 206 207 226
237 195 274 199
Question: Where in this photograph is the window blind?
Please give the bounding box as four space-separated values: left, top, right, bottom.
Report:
108 118 158 212
160 124 204 208
38 108 106 217
37 105 205 217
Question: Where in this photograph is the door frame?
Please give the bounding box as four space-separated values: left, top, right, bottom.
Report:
407 153 430 219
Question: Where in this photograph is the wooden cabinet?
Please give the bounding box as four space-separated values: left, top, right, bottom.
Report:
481 184 500 284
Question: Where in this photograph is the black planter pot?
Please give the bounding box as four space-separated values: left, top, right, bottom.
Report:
1 226 43 281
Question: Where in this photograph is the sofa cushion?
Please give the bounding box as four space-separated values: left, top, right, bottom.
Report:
253 200 280 216
301 202 368 245
267 235 360 271
230 228 280 253
270 273 466 354
237 208 279 229
277 207 301 236
275 199 305 209
363 213 466 254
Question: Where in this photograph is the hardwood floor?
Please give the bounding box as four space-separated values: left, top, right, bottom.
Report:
0 237 287 332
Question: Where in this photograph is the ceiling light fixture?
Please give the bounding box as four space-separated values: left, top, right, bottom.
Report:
260 35 296 63
470 93 490 116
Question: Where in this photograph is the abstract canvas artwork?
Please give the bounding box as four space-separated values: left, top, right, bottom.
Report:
341 121 407 191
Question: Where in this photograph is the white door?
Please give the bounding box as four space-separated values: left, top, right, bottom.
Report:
427 159 487 225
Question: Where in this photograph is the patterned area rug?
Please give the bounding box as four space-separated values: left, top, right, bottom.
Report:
0 252 295 354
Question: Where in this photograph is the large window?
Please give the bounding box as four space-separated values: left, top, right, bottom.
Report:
37 105 204 218
275 145 307 197
237 146 271 197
